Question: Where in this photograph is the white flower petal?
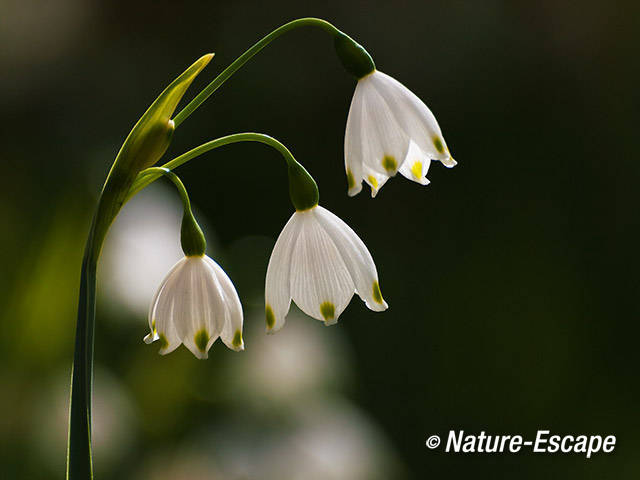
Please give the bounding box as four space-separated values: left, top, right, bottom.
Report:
362 166 389 198
198 263 222 349
146 257 187 341
345 83 365 197
359 76 410 176
200 259 226 348
289 210 355 325
370 71 454 165
313 206 388 312
152 260 185 354
172 260 210 359
205 256 244 351
146 255 243 358
265 213 303 333
398 140 431 186
158 298 182 355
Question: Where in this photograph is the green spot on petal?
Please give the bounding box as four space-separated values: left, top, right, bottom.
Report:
265 304 275 329
382 155 397 173
320 301 335 321
433 137 445 154
346 169 355 190
151 318 157 335
232 330 243 348
372 281 384 304
159 333 169 350
367 175 379 188
194 329 209 353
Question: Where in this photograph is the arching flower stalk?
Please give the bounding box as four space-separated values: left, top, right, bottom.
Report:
66 17 456 479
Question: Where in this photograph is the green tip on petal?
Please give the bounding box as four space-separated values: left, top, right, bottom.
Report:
159 333 169 350
346 169 356 190
320 301 336 322
433 137 445 154
372 281 384 304
265 304 276 330
232 330 243 349
382 155 397 173
194 329 209 353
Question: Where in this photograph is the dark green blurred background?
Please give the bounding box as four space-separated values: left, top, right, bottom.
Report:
2 1 639 478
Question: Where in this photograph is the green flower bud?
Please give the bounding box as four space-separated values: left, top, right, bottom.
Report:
334 31 376 79
288 161 319 211
181 209 207 257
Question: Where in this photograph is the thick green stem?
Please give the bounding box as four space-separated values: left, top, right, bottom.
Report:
172 18 339 127
67 212 107 479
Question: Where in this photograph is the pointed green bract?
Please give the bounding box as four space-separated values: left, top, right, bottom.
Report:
94 54 214 247
67 54 212 480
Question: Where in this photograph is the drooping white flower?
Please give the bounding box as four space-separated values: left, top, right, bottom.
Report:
344 69 456 197
144 255 244 359
265 205 387 332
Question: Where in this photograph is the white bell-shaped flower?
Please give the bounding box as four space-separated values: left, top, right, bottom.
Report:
344 70 456 197
144 255 244 359
265 205 388 332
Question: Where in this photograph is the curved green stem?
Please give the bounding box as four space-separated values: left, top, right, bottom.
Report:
172 17 339 127
142 167 207 256
128 133 297 197
143 167 193 211
128 132 318 211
